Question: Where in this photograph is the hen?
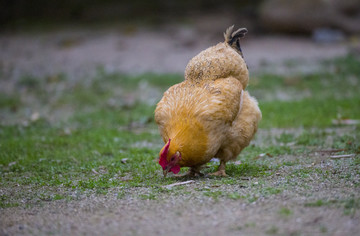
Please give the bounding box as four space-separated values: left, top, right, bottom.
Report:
155 26 261 177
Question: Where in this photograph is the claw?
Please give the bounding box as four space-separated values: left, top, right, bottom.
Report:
209 170 227 177
209 160 227 177
175 168 204 178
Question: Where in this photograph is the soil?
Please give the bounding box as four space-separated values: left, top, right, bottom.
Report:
1 162 359 236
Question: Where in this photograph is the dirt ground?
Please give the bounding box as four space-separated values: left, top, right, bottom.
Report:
1 138 359 236
1 186 358 236
0 25 358 236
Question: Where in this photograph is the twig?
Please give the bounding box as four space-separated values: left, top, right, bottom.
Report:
91 168 99 174
316 149 345 153
330 154 356 159
332 119 360 125
70 156 79 164
162 180 195 188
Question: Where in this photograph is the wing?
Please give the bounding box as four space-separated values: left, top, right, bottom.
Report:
197 77 243 124
155 82 187 143
154 77 243 143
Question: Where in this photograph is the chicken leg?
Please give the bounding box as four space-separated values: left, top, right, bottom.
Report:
209 160 227 177
175 166 204 177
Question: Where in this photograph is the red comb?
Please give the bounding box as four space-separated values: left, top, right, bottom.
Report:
159 139 171 169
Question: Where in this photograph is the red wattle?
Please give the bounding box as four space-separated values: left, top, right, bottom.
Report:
170 165 180 174
159 139 171 169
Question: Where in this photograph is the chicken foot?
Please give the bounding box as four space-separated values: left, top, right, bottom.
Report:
209 160 227 177
175 166 204 177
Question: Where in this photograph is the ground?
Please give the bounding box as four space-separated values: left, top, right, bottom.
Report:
0 25 359 236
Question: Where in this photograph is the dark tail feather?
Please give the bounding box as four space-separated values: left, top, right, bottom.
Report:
224 25 247 58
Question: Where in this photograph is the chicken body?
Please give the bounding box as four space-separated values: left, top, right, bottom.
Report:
155 26 261 176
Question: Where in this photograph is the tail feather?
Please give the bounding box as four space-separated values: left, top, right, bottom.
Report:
223 25 235 42
224 25 247 58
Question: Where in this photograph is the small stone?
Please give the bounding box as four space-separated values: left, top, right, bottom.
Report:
30 112 40 122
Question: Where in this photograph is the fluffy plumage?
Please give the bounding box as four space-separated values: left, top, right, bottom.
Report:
155 26 261 177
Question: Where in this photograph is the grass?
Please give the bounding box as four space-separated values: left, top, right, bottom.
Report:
305 198 360 216
278 207 293 217
249 54 360 128
265 226 279 235
0 54 360 208
259 97 360 128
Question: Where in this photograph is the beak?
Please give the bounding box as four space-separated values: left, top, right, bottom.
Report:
163 169 168 178
163 165 171 177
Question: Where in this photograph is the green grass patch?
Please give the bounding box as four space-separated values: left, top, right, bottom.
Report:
0 94 21 109
263 187 283 195
94 68 183 90
265 226 279 235
259 97 360 128
249 54 360 128
227 192 244 200
278 207 293 217
226 162 272 177
305 198 360 216
305 199 327 207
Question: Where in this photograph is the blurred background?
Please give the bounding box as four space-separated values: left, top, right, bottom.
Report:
2 0 360 34
0 0 359 124
1 0 359 77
